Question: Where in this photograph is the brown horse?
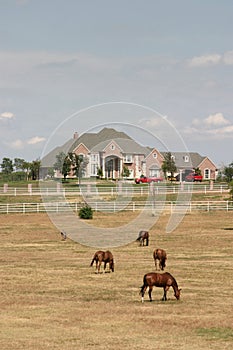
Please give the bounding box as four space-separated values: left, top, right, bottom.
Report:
136 230 149 246
153 248 167 271
140 272 181 302
90 250 114 273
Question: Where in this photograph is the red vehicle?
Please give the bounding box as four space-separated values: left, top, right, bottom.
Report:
135 175 163 184
185 173 203 182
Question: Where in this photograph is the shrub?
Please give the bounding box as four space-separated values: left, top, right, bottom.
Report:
78 204 93 219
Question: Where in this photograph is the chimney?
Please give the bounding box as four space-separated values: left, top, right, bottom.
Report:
73 132 79 139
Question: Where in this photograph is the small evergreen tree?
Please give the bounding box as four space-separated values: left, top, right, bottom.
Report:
122 165 130 178
78 204 93 219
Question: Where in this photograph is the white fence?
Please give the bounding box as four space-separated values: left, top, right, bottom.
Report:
0 200 233 214
0 183 229 196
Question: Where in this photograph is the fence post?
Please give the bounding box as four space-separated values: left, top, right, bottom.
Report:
3 184 8 193
28 184 32 195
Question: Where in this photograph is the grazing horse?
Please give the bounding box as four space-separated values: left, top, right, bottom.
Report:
136 230 149 246
153 248 167 270
90 250 114 273
140 272 181 303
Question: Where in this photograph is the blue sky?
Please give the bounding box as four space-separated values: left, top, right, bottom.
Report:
0 0 233 168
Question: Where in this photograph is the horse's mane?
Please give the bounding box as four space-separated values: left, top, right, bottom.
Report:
165 272 178 287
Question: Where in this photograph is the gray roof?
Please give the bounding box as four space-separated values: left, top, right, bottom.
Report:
160 151 205 169
41 127 209 169
91 138 149 155
41 128 132 167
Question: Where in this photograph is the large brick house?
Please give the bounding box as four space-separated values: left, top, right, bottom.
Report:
41 127 217 180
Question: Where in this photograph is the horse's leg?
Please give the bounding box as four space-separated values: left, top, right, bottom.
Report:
95 259 98 272
103 261 107 273
155 259 158 270
162 286 169 301
97 261 102 273
140 284 147 303
148 286 153 302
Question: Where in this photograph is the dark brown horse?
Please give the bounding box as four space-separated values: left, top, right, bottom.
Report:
140 272 181 302
90 250 114 273
136 230 149 246
153 248 167 271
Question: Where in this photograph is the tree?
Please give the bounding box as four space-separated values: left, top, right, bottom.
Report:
223 162 233 182
54 152 71 180
229 180 233 200
194 167 201 175
1 157 13 175
30 160 41 180
122 165 130 178
14 158 26 171
97 167 103 179
161 152 177 180
62 156 72 180
68 152 89 183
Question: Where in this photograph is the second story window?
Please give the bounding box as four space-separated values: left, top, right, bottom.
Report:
124 154 133 163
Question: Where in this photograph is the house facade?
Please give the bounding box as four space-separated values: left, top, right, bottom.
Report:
41 127 217 181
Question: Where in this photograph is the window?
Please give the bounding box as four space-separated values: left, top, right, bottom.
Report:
184 155 189 162
111 144 115 150
91 164 98 176
123 154 133 163
204 168 210 179
149 170 160 177
91 154 99 162
153 153 157 159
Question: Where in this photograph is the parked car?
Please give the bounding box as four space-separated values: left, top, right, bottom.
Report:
185 173 203 182
135 175 163 184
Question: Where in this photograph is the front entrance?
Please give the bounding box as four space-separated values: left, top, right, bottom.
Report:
105 156 121 179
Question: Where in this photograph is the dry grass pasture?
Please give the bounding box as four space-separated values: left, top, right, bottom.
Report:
0 211 233 350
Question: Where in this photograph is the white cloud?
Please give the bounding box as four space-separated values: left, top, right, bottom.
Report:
27 136 46 145
204 113 230 127
10 139 24 149
184 113 233 139
188 54 221 67
223 50 233 65
0 112 14 120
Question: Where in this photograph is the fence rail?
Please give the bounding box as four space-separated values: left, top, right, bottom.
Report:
0 200 233 214
0 183 229 196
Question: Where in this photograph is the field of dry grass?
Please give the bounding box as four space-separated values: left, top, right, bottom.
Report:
0 211 233 350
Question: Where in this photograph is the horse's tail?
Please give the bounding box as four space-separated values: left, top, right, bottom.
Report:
139 274 148 295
